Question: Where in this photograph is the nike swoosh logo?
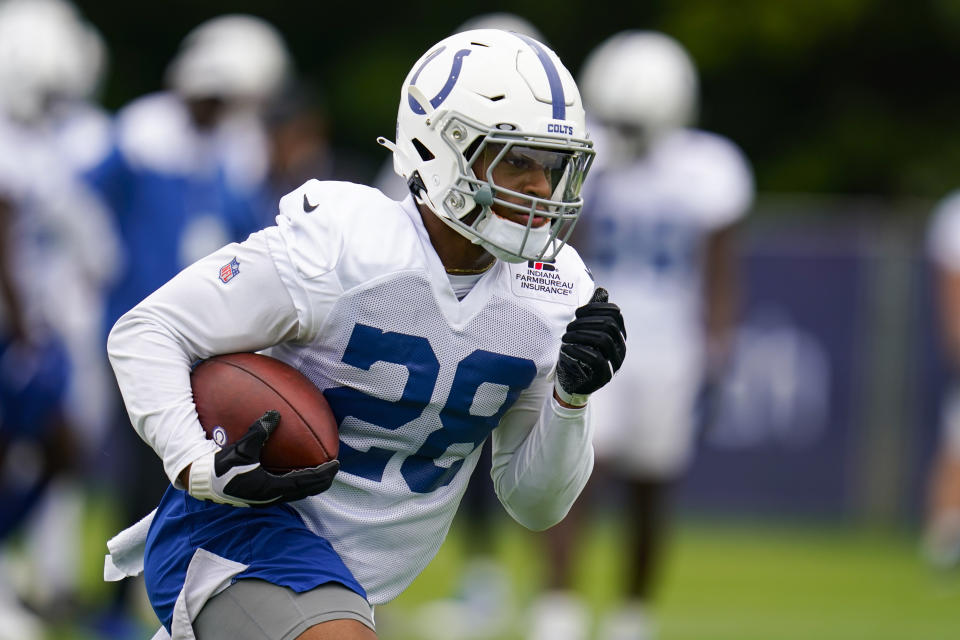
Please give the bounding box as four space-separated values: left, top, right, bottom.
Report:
303 193 319 213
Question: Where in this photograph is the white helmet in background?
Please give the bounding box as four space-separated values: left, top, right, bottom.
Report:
379 29 595 263
579 30 698 157
166 14 291 104
71 21 109 102
0 0 104 122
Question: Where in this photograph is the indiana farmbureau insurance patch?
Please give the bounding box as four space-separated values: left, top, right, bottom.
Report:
509 260 578 303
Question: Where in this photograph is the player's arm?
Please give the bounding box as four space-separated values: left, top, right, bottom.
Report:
936 264 960 370
490 380 594 531
703 222 741 376
107 228 338 505
929 195 960 370
491 288 626 530
0 197 27 342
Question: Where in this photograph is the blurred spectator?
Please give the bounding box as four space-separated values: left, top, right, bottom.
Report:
0 0 121 632
923 191 960 569
528 31 755 640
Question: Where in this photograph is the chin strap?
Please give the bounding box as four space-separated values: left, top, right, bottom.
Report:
407 173 428 199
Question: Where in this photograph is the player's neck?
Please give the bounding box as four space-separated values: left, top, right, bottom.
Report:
418 204 495 274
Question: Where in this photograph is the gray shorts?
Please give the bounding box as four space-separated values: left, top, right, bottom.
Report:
193 579 375 640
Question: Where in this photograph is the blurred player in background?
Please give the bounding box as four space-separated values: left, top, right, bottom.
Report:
923 192 960 569
85 10 293 505
83 14 294 633
0 0 121 634
528 31 755 640
103 28 624 640
262 80 374 221
86 13 292 336
0 0 119 465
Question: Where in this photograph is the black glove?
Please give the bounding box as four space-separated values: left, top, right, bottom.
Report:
554 287 626 406
188 410 339 507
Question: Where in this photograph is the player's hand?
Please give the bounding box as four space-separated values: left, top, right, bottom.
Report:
554 287 626 407
187 410 339 507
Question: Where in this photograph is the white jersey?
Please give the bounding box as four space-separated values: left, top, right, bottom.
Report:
115 92 269 194
582 127 753 346
0 112 119 338
927 190 960 453
581 127 754 476
52 100 113 174
107 180 596 606
928 190 960 271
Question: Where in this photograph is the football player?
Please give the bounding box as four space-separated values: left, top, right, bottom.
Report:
86 13 292 335
923 191 960 569
384 15 554 640
103 29 625 640
0 0 120 453
528 31 755 640
0 0 122 631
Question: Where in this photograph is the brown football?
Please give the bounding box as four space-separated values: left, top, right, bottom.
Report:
190 352 338 473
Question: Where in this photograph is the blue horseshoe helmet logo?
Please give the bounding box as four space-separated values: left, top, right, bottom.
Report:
408 46 472 115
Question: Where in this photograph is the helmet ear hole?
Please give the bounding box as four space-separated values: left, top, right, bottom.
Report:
411 138 435 162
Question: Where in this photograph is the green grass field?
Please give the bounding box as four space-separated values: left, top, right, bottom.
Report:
377 515 960 640
24 499 960 639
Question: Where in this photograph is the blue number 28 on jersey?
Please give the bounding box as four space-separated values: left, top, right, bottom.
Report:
323 323 537 494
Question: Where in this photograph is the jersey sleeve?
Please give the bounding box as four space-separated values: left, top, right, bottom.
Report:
107 231 301 484
107 187 348 484
263 179 354 338
271 179 345 279
489 375 593 531
666 130 756 230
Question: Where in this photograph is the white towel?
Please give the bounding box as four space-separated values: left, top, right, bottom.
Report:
103 508 157 581
150 627 171 640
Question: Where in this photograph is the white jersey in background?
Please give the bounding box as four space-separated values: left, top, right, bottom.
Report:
106 180 596 629
926 190 960 453
52 100 113 175
928 190 960 272
0 111 120 446
581 127 754 476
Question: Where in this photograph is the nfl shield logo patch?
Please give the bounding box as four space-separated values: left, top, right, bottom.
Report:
219 257 240 283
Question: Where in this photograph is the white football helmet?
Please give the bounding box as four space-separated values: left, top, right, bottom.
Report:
166 14 290 104
0 0 103 122
579 30 698 156
380 29 594 263
70 20 108 102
